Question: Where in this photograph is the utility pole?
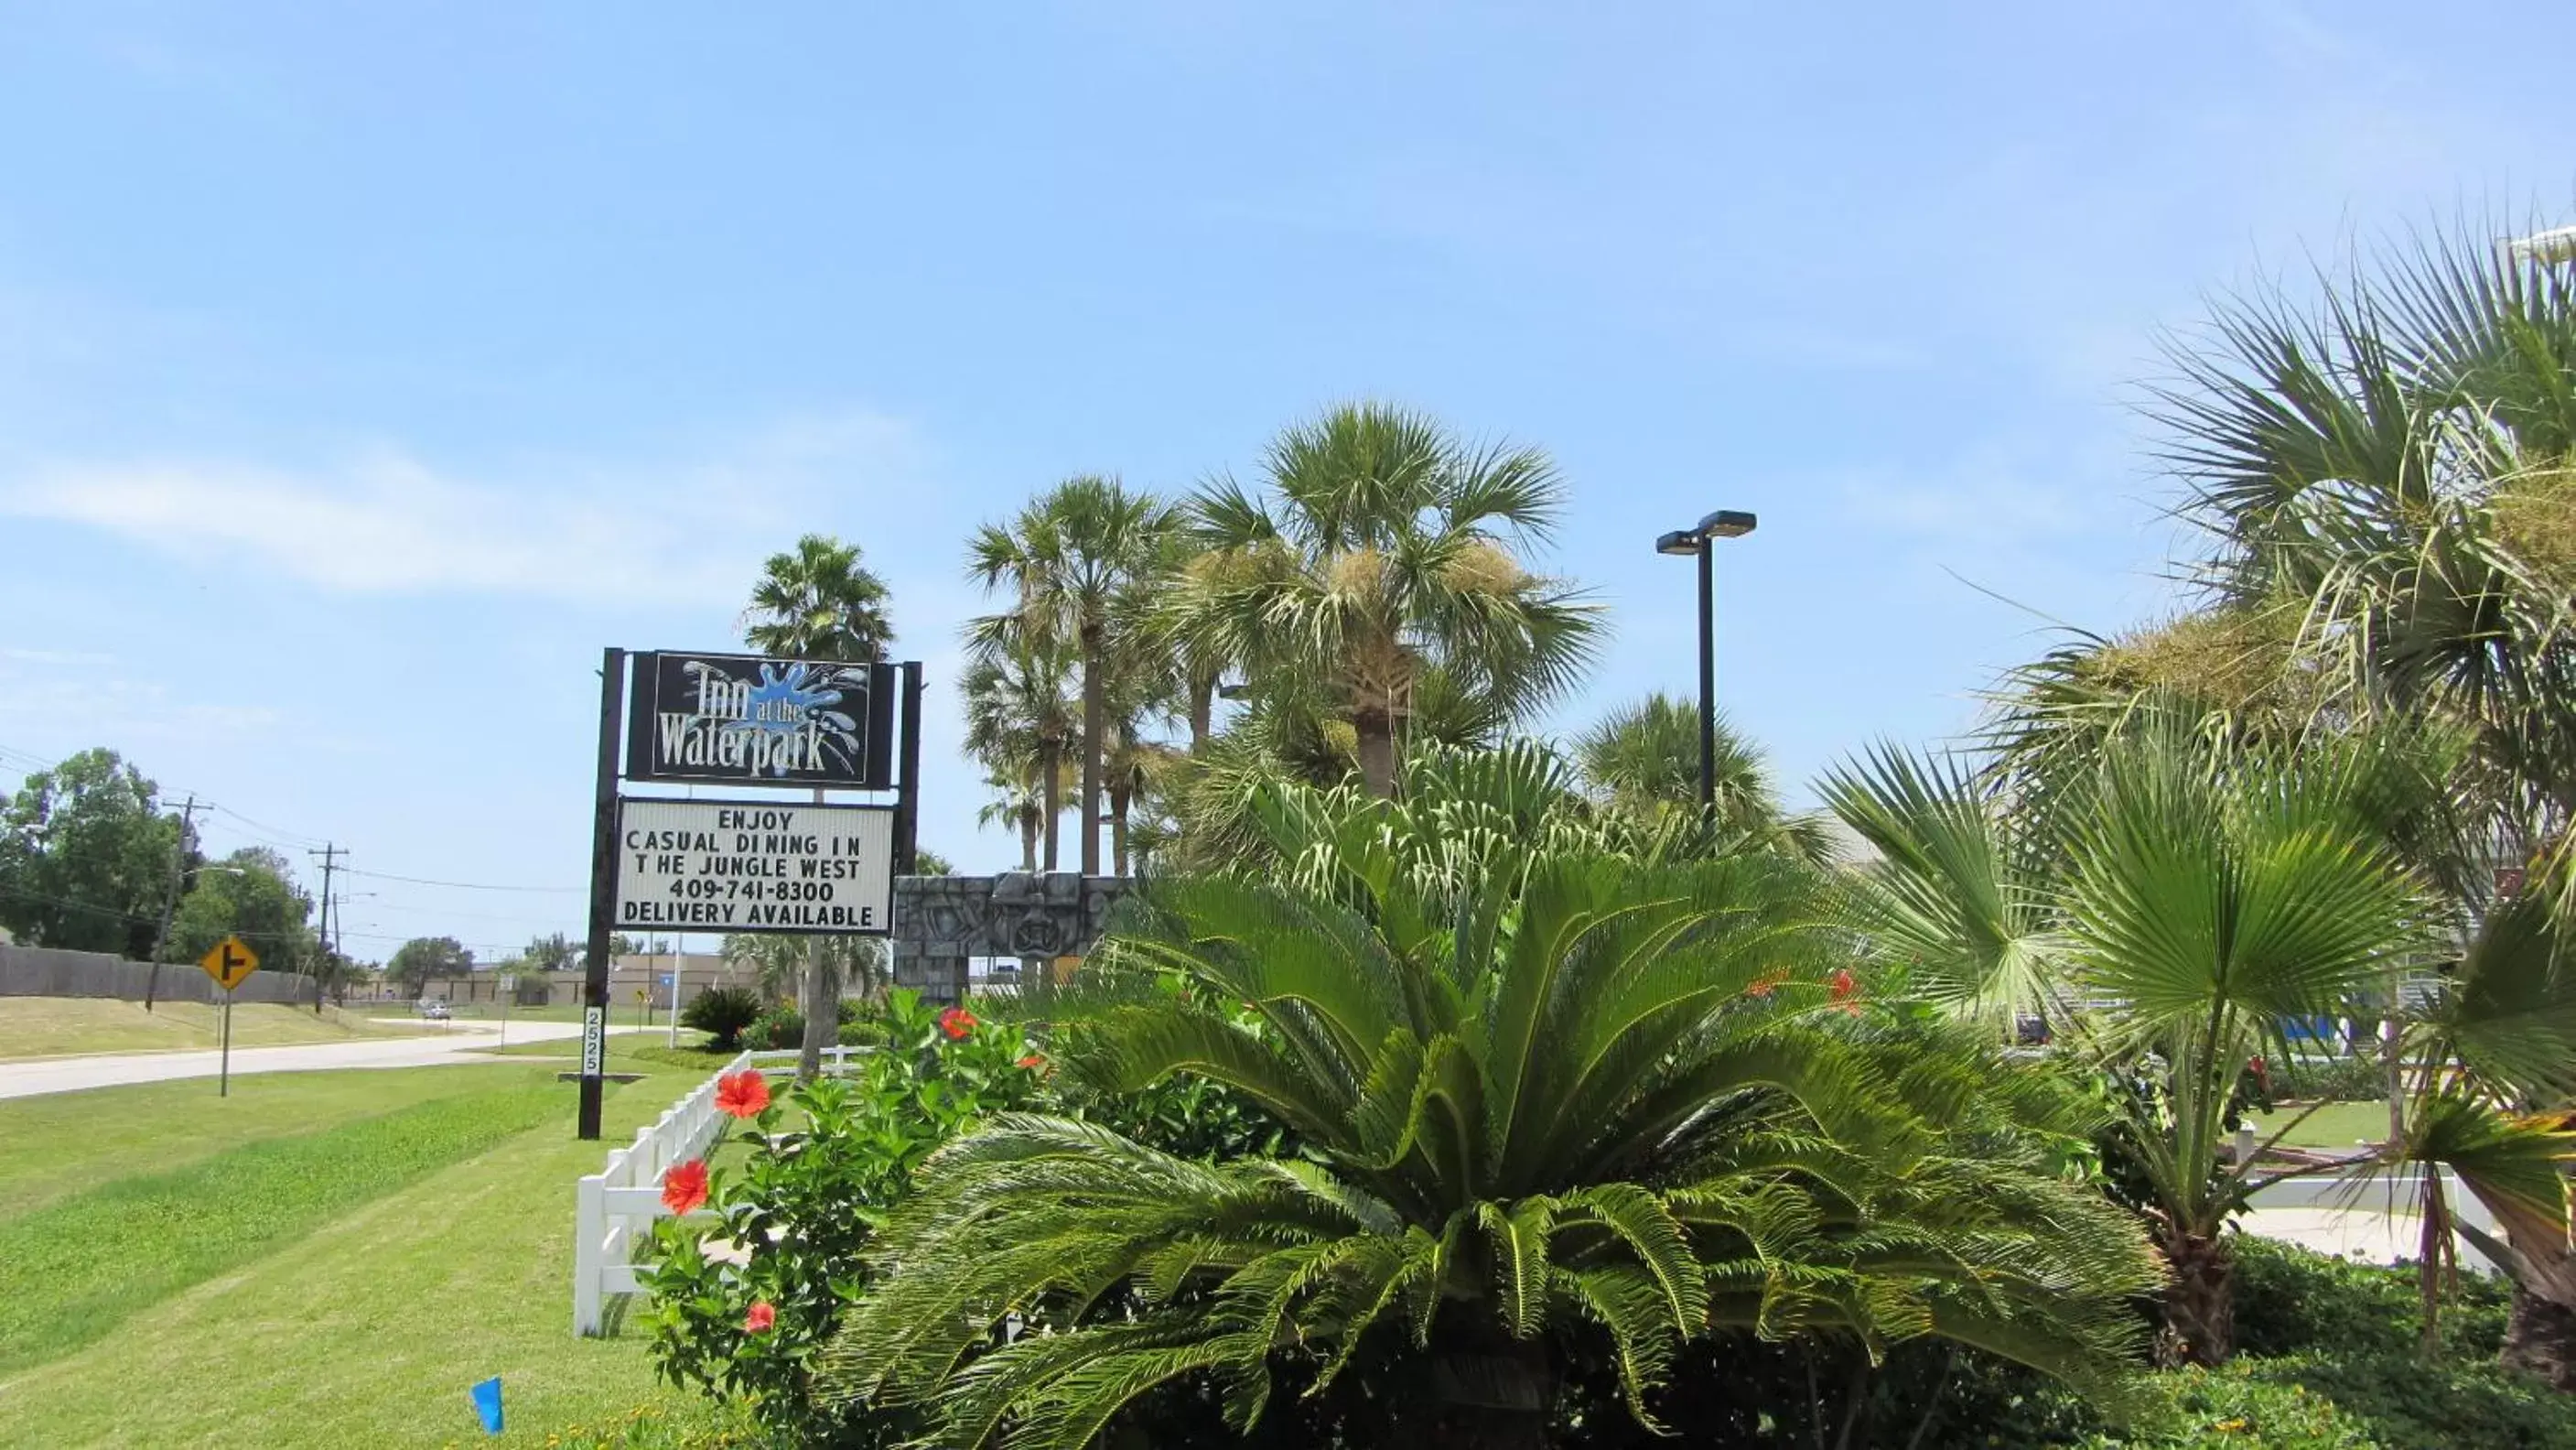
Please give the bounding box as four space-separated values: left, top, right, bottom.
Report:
308 843 343 1014
144 795 199 1013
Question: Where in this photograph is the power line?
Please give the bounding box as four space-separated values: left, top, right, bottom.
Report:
339 867 584 894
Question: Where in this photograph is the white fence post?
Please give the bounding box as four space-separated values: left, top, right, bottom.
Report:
571 1048 768 1336
573 1172 606 1336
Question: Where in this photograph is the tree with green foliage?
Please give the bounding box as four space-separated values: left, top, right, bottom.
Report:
1166 403 1604 799
384 936 474 995
743 532 896 1079
1975 214 2576 1387
967 475 1175 877
167 847 318 974
1824 724 2576 1369
961 633 1078 871
1574 693 1830 861
819 842 2159 1446
0 748 181 957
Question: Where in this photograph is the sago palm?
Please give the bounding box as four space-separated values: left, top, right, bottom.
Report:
1167 402 1604 797
818 841 2159 1448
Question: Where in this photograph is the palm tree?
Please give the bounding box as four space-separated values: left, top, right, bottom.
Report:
962 633 1079 871
742 534 893 1079
976 765 1046 873
817 848 2158 1447
2139 216 2576 1377
1168 402 1605 798
968 478 1176 877
1827 728 2450 1366
1575 693 1831 861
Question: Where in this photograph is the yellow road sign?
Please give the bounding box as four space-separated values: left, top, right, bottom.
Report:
199 936 259 991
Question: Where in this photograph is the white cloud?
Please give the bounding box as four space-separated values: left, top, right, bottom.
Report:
0 409 928 605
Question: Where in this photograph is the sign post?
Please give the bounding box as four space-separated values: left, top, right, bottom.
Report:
577 648 626 1141
199 935 259 1098
577 644 914 1138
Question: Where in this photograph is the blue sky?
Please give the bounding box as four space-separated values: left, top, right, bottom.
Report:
0 2 2565 962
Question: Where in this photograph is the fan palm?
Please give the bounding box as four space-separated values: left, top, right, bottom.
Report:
969 477 1177 876
1575 693 1832 862
2146 215 2576 1377
742 534 893 1078
1166 402 1605 797
1828 728 2438 1365
977 765 1046 873
963 636 1079 871
818 841 2159 1448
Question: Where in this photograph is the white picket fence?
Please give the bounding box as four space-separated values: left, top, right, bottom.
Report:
571 1044 866 1336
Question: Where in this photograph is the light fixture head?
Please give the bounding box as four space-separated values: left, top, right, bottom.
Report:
1698 509 1758 539
1654 529 1701 557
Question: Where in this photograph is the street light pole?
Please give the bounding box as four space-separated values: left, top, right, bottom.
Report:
1656 510 1758 813
1695 539 1715 813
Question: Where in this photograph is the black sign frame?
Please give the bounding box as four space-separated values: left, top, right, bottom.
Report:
624 651 896 789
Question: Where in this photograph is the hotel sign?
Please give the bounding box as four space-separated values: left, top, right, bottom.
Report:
625 651 895 788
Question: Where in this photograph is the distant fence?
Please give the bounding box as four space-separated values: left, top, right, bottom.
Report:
0 943 322 1007
572 1044 868 1336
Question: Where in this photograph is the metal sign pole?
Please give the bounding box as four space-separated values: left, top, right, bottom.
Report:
220 987 232 1098
895 661 924 874
578 647 627 1141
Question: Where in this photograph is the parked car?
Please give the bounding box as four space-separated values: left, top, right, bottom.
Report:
417 999 452 1021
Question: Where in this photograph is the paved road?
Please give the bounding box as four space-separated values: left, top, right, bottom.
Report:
0 1020 648 1101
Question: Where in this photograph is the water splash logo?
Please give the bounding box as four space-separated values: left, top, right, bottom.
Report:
657 659 867 777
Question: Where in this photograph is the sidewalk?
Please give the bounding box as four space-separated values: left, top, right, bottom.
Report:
0 1021 649 1100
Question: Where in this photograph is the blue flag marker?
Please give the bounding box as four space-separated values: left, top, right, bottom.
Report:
470 1377 504 1435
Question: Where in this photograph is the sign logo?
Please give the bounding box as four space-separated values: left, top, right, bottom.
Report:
199 936 260 991
626 652 894 788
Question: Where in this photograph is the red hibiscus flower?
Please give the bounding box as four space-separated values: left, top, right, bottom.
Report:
1827 968 1863 1015
714 1069 771 1120
743 1300 776 1334
661 1159 709 1216
938 1006 977 1041
1017 1054 1047 1071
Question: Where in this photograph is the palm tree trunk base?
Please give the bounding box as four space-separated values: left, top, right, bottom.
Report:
2502 1284 2576 1392
2156 1230 2235 1368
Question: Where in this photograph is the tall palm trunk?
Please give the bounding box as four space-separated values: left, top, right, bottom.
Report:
1018 805 1039 872
1353 702 1399 798
1040 736 1063 871
1079 622 1105 876
798 792 832 1079
2155 1227 2234 1368
2503 1282 2576 1391
1110 771 1132 877
1188 671 1214 754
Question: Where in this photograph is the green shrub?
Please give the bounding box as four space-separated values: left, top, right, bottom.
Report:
680 987 764 1052
745 998 859 1051
2268 1054 2392 1104
636 990 1044 1445
2233 1235 2511 1362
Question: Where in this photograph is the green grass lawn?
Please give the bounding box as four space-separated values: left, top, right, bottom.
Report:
2251 1098 2395 1150
0 1061 738 1446
0 996 422 1060
0 1063 547 1222
480 1033 742 1075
